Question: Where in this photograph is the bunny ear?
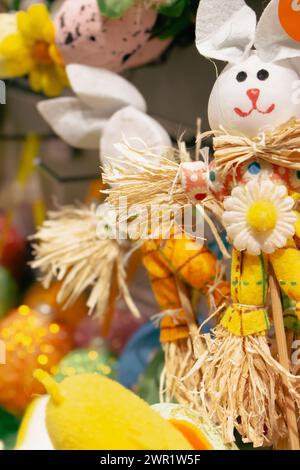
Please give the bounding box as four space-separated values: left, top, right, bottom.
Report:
255 0 300 62
38 97 108 149
195 0 256 63
100 106 171 168
66 64 147 114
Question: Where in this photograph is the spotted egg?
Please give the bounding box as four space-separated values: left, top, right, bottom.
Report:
0 307 72 415
54 0 159 72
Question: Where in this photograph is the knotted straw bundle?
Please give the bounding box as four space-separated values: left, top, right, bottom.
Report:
103 151 189 210
199 325 300 448
201 117 300 175
31 204 139 320
103 146 228 257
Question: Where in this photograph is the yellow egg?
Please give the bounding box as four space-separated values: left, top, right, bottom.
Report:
35 372 193 450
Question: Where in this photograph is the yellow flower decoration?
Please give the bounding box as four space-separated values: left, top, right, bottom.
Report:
0 5 68 97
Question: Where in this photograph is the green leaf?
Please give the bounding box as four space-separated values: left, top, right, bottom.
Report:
152 7 192 39
97 0 134 18
157 0 189 17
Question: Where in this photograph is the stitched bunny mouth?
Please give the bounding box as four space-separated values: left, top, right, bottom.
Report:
234 103 275 118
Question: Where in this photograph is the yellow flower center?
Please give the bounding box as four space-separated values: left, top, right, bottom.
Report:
32 41 52 65
247 200 278 232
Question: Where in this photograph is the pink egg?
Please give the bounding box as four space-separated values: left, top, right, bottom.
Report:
104 308 146 356
74 308 146 355
54 0 159 72
124 36 172 70
74 316 100 348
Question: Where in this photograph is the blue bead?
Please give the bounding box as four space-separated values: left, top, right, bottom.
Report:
248 162 261 175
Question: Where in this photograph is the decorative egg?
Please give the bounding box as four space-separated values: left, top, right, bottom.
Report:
54 0 158 72
0 307 72 415
25 374 194 450
16 376 237 450
74 307 146 354
15 396 53 450
24 281 88 330
103 307 146 355
0 214 27 280
117 322 160 390
0 266 19 319
53 347 117 382
74 316 100 348
16 345 118 450
118 36 172 71
152 403 238 450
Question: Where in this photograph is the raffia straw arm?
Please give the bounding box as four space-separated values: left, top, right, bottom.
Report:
103 163 188 208
30 205 139 319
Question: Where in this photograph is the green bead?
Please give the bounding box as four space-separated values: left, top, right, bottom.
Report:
209 171 216 182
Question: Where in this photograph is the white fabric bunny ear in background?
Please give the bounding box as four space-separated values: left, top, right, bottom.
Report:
100 106 171 169
37 64 147 149
195 0 256 63
38 97 109 149
37 63 171 168
66 64 146 115
255 0 300 62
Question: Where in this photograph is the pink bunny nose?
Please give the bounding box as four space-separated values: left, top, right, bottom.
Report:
247 88 260 105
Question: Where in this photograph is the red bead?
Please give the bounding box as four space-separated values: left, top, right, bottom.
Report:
195 193 206 201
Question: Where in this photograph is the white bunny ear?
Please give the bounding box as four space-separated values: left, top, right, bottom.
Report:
66 64 147 114
38 97 108 149
195 0 256 63
100 106 171 168
255 0 300 62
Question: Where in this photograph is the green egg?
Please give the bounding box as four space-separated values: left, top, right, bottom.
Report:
54 348 118 383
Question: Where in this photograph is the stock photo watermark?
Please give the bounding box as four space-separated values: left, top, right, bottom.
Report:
291 0 300 12
0 80 6 105
292 340 300 366
95 199 206 248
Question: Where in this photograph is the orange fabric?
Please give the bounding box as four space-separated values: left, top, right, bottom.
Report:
142 235 220 343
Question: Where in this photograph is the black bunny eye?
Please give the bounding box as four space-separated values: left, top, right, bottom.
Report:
257 69 269 81
236 71 247 82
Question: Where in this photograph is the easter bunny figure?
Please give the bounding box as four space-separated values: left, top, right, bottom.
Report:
187 0 300 449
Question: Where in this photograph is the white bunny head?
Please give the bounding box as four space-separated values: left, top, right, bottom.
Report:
196 0 300 137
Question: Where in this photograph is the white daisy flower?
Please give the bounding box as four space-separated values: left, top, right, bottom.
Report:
222 179 297 256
